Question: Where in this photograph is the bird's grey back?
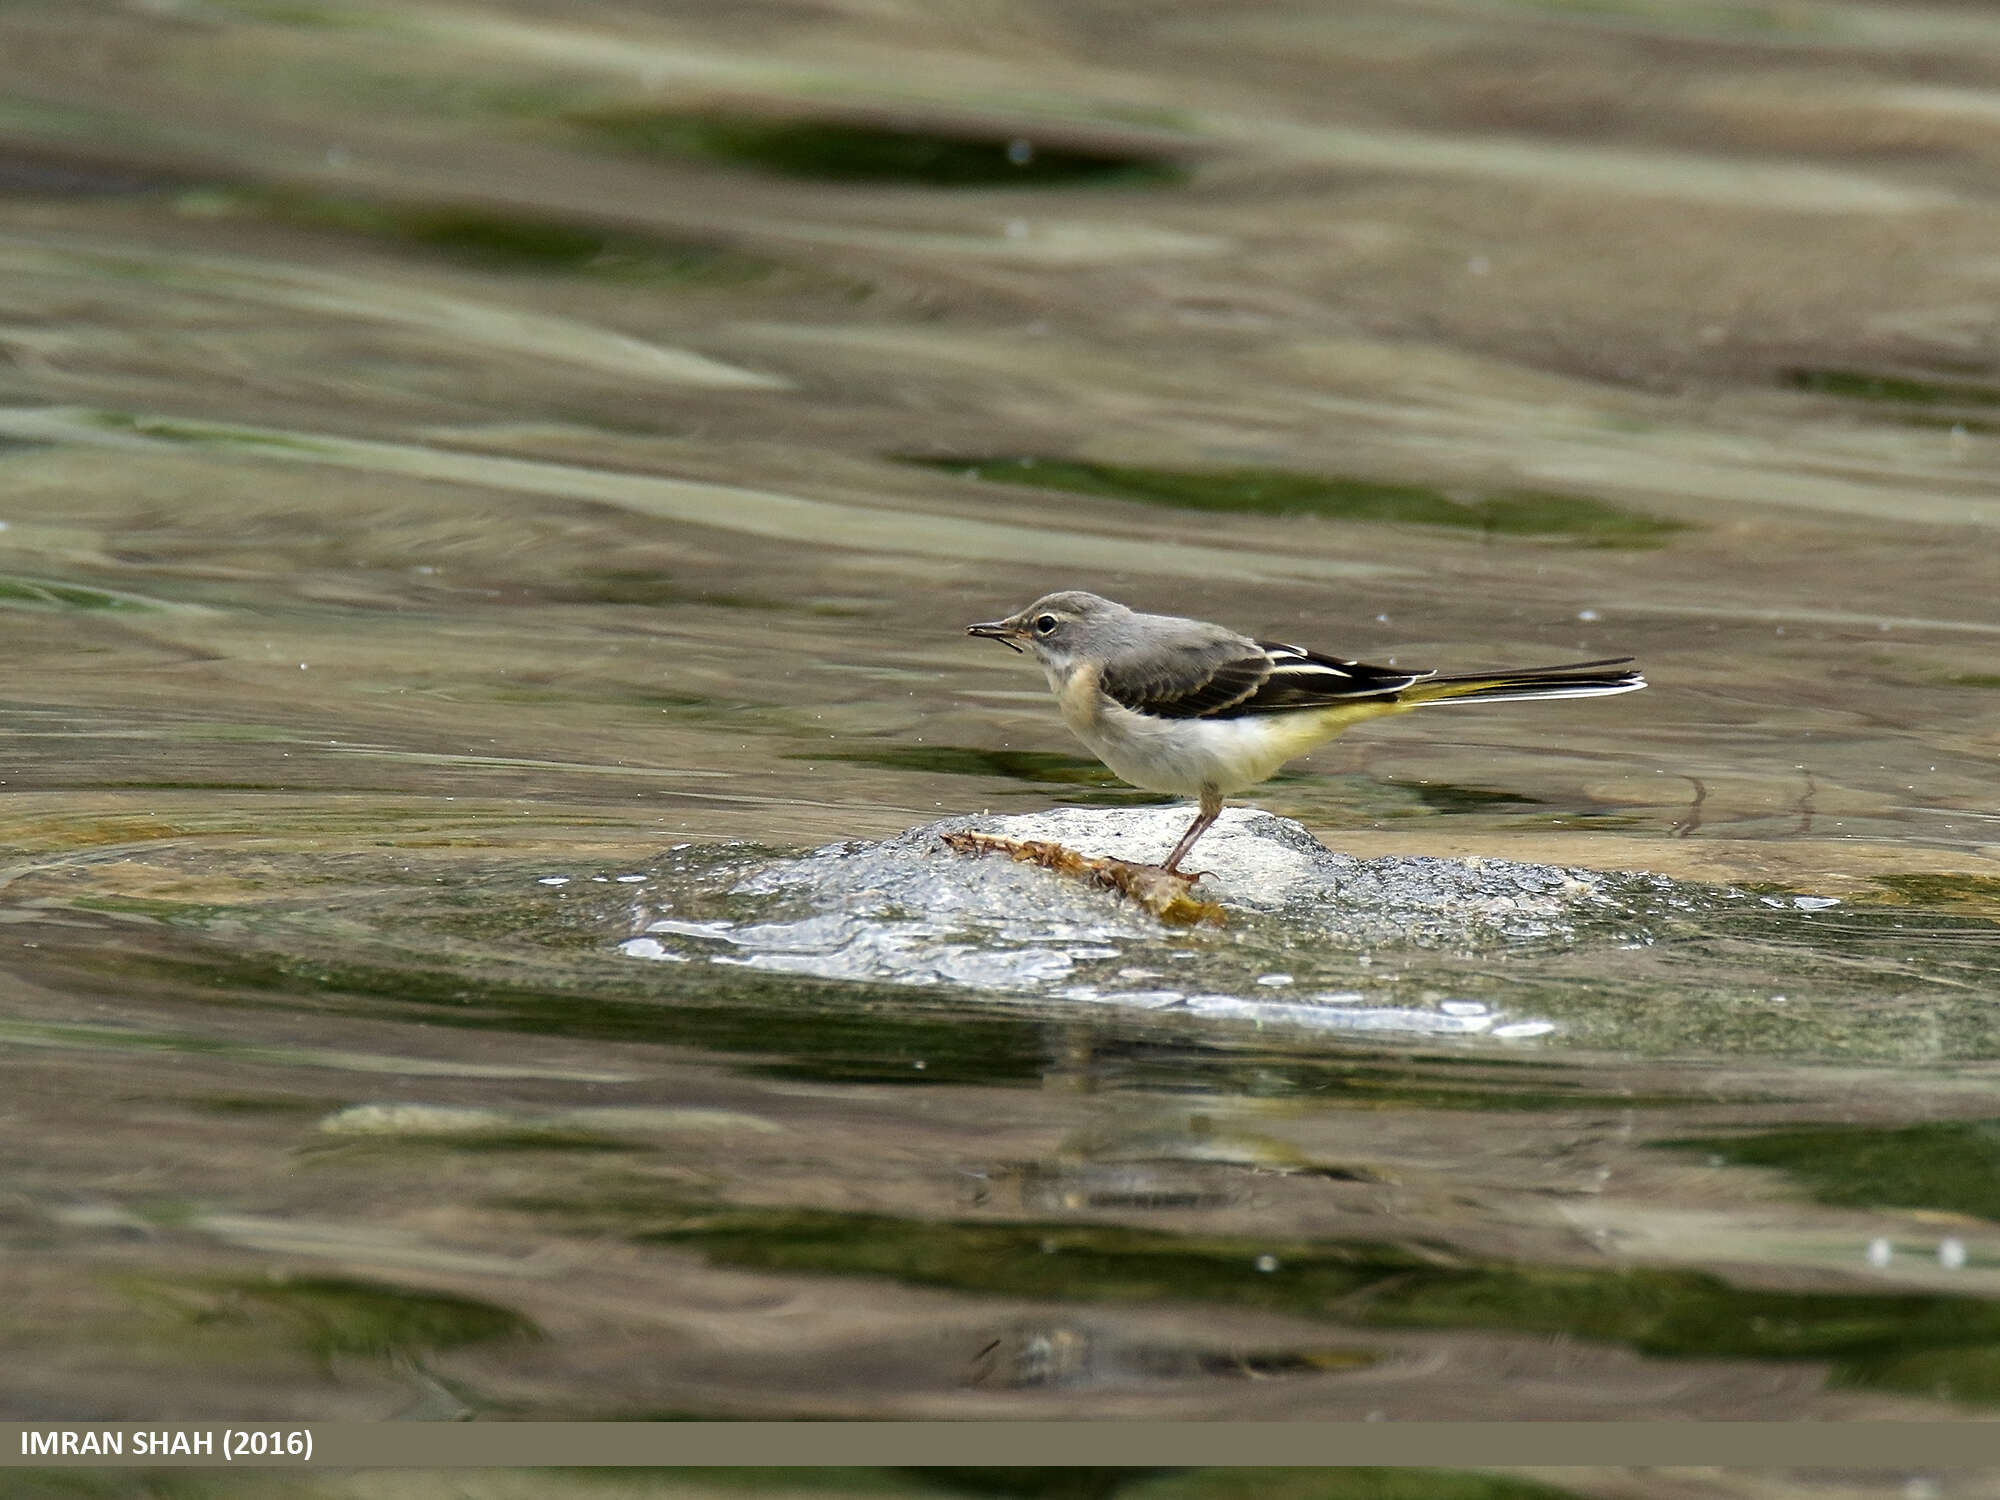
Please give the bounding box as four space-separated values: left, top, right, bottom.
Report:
1117 604 1253 660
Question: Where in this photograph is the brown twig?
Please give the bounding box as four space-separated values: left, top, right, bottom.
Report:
940 830 1226 926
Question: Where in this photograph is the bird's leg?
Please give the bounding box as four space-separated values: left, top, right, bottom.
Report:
1160 785 1223 874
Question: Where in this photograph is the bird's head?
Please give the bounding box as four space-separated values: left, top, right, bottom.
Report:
966 590 1130 674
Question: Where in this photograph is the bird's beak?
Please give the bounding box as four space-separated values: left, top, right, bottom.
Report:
966 617 1026 654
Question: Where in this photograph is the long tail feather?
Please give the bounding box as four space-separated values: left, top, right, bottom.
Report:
1402 657 1645 708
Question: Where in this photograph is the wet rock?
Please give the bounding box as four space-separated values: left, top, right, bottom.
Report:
745 806 1634 944
621 807 1677 1037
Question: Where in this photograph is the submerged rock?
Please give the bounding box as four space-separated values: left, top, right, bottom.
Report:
621 807 1679 1038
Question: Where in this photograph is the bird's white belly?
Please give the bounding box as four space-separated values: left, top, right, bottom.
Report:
1069 698 1333 796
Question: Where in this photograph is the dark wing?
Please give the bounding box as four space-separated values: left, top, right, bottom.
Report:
1099 638 1433 720
1222 641 1430 715
1098 636 1272 719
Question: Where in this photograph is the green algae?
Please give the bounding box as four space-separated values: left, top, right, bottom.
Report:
199 0 388 26
911 1474 1172 1500
1117 1476 1581 1500
1870 873 2000 917
55 941 1057 1089
1097 1052 1701 1112
901 456 1685 543
1504 0 1818 34
176 186 771 282
1784 367 2000 407
631 1206 2000 1404
220 1274 536 1361
184 1093 331 1116
1658 1118 2000 1222
1383 780 1544 814
573 112 1185 188
0 576 157 610
120 1272 537 1367
302 1128 645 1158
83 410 327 453
795 745 1133 787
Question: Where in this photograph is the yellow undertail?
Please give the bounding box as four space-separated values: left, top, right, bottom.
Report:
1276 666 1640 756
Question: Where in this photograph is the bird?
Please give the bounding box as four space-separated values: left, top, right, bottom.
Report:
966 590 1645 874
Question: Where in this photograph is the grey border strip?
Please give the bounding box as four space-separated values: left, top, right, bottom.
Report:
5 1423 2000 1467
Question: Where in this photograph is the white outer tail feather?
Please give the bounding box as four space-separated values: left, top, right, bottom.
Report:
1419 679 1648 707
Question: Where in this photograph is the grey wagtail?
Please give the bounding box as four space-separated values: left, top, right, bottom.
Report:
967 591 1645 874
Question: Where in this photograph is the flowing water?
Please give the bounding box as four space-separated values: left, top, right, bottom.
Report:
3 0 2000 1448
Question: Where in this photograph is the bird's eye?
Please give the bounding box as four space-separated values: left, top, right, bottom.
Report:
1034 614 1058 635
